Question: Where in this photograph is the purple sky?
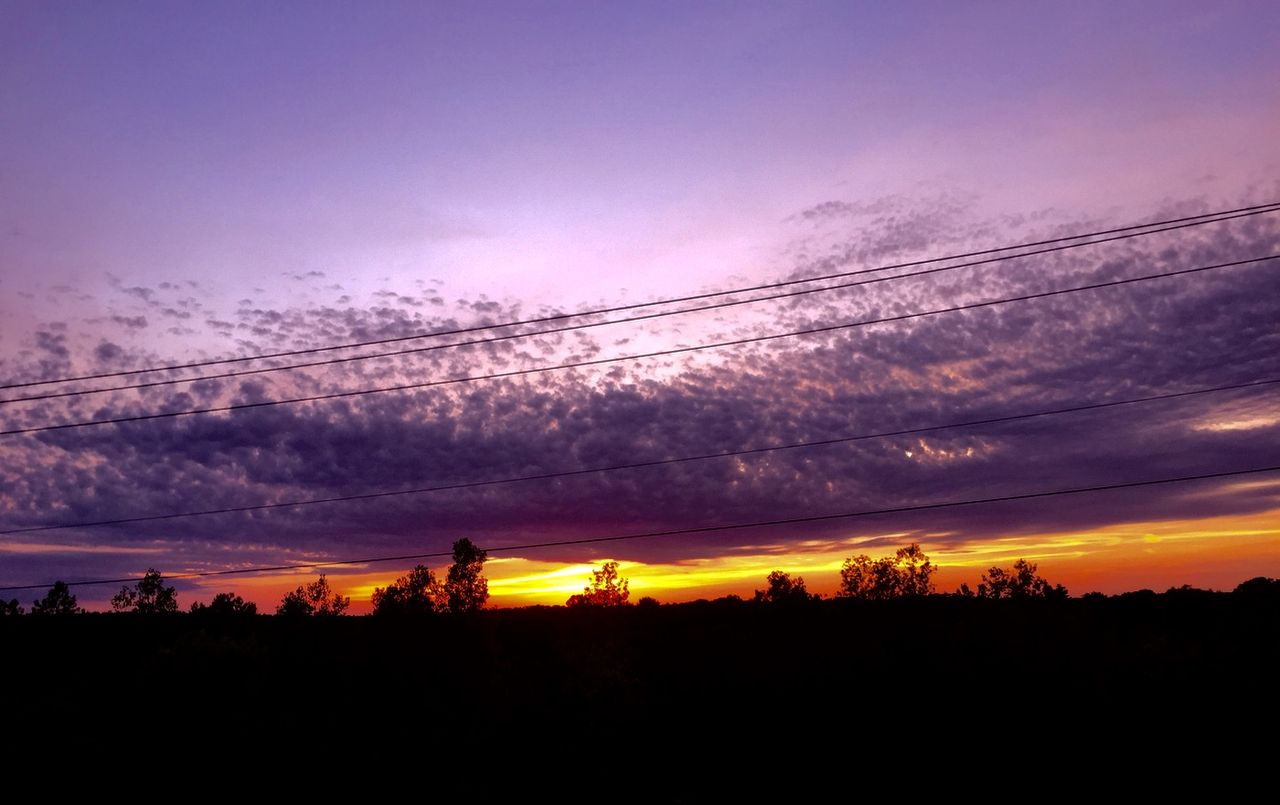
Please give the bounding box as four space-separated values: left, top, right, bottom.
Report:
1 1 1278 606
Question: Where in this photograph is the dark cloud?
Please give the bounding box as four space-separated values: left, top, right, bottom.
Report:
122 286 156 303
93 340 124 363
2 198 1278 588
791 199 878 222
33 330 69 359
285 270 327 281
111 315 149 330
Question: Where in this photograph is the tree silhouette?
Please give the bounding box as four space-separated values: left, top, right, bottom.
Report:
277 574 350 616
31 581 82 615
968 559 1068 599
1 598 23 616
839 554 898 599
111 568 179 613
445 539 489 613
566 560 630 607
1233 576 1280 600
372 565 443 615
894 544 936 596
753 570 817 604
190 592 257 616
839 543 937 599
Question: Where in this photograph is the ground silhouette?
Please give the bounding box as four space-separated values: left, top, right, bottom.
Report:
4 579 1277 756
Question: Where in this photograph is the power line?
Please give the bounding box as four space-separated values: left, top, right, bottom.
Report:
3 252 1274 438
4 200 1276 393
2 464 1275 593
2 376 1274 536
4 206 1273 406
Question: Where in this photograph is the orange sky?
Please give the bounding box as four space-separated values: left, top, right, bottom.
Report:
186 504 1280 613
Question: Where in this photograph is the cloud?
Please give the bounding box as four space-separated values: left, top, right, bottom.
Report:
110 315 149 330
285 270 327 281
93 340 124 363
33 330 69 359
789 199 895 222
1 195 1278 590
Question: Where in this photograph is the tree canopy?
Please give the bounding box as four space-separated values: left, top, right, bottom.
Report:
190 592 257 616
1233 576 1280 599
277 575 350 616
566 560 630 607
372 565 443 616
961 559 1068 599
111 568 179 613
753 570 818 604
838 543 937 599
1 598 23 616
445 539 490 613
31 581 82 615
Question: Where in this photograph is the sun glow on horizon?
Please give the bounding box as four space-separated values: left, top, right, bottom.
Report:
164 506 1280 614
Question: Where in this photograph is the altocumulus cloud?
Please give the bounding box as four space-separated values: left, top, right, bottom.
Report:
1 196 1278 589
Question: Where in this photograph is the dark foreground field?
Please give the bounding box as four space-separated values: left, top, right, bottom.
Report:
6 590 1277 751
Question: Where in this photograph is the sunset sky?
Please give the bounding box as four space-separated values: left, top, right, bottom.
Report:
2 1 1278 611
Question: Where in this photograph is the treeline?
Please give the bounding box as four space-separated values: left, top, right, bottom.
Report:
2 538 490 618
4 541 1277 616
564 545 1067 607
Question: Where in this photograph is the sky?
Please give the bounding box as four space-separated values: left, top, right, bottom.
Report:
1 1 1278 611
